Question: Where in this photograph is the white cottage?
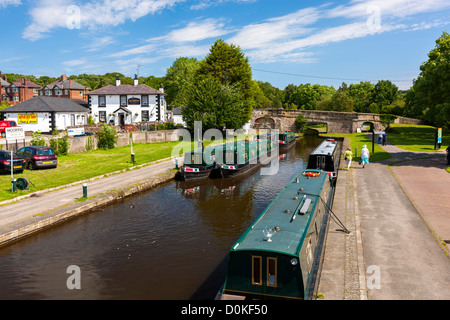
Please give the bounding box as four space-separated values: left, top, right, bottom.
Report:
87 75 166 125
0 96 90 133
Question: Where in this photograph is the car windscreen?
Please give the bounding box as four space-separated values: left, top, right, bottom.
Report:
0 151 19 159
35 149 55 156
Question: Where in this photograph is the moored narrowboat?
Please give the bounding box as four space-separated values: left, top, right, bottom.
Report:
277 131 296 150
178 144 225 181
219 168 335 300
306 138 340 173
219 138 273 179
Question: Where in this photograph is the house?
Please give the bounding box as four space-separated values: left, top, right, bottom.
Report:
0 96 90 133
171 106 186 127
0 74 9 103
87 75 166 125
2 77 42 105
39 74 90 101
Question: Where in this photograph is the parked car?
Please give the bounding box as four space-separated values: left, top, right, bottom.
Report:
16 146 58 170
0 120 18 138
0 150 26 173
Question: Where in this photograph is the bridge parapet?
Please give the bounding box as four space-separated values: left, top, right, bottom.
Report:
251 109 421 133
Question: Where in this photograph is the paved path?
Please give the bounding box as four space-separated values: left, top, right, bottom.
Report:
319 140 450 300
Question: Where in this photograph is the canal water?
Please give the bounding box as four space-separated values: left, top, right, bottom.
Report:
0 134 323 300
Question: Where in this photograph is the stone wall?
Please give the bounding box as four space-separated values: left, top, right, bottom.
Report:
251 109 422 133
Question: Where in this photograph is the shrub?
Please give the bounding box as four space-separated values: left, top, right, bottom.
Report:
49 129 70 155
31 130 46 146
294 114 307 133
97 123 118 149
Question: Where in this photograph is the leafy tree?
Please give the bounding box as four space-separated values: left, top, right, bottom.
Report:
410 31 450 128
370 80 399 108
164 57 199 107
195 39 253 123
316 90 354 112
287 83 335 110
348 81 375 113
182 77 246 130
283 84 298 107
250 81 271 109
256 81 283 109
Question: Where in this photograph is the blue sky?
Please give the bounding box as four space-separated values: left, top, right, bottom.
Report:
1 0 449 90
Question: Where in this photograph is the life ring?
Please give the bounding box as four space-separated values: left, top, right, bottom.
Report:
303 171 319 177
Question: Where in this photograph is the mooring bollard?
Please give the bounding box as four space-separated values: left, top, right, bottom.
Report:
131 153 135 164
11 179 17 192
83 183 87 198
175 158 178 169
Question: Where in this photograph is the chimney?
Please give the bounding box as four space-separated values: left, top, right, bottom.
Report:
61 74 67 81
134 74 138 86
159 84 164 93
116 75 121 86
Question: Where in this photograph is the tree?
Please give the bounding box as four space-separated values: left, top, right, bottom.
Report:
182 77 246 131
195 39 253 123
410 31 450 128
348 81 375 113
256 81 283 109
294 114 307 133
164 57 199 107
287 83 335 110
316 90 354 112
370 80 399 108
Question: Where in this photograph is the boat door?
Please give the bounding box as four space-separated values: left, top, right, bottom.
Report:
316 156 326 170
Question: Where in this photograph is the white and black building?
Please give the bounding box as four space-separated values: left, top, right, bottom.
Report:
87 75 166 125
0 96 90 133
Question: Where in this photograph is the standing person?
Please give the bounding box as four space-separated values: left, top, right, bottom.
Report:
360 144 370 168
345 148 353 170
382 133 387 146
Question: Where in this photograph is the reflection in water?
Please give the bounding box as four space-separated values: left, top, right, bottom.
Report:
0 135 323 300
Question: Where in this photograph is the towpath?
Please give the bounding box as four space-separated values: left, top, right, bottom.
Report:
319 140 450 300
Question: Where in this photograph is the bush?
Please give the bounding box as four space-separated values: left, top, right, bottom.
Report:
294 114 307 133
49 129 70 155
31 130 46 146
97 123 118 149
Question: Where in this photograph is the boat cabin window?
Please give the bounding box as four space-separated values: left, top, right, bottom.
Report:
267 257 277 287
252 256 262 285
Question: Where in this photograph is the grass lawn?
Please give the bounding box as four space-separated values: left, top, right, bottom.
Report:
0 140 196 202
386 124 449 152
323 132 392 162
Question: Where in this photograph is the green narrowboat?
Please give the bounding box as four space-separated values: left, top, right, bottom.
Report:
178 144 228 181
219 168 335 300
277 131 296 150
219 138 273 179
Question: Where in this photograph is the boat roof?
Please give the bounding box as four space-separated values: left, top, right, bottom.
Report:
230 169 328 256
310 139 338 156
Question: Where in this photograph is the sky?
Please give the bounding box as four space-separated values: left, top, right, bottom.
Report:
0 0 449 90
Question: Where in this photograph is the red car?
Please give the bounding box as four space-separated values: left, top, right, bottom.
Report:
0 120 18 138
17 146 58 170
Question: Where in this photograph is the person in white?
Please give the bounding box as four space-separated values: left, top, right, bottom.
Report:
360 144 370 168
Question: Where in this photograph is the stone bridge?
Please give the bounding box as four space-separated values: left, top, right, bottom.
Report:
251 109 421 133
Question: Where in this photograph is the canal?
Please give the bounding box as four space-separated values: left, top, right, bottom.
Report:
0 134 323 300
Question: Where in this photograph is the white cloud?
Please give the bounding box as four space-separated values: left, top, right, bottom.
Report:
23 0 184 41
0 0 21 8
166 18 230 42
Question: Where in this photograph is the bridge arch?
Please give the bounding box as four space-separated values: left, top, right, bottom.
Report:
254 116 276 129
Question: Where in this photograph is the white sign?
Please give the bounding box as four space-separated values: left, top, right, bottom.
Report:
67 127 85 136
5 126 25 141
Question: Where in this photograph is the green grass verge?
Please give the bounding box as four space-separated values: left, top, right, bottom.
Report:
0 140 195 202
386 124 449 152
322 132 392 162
